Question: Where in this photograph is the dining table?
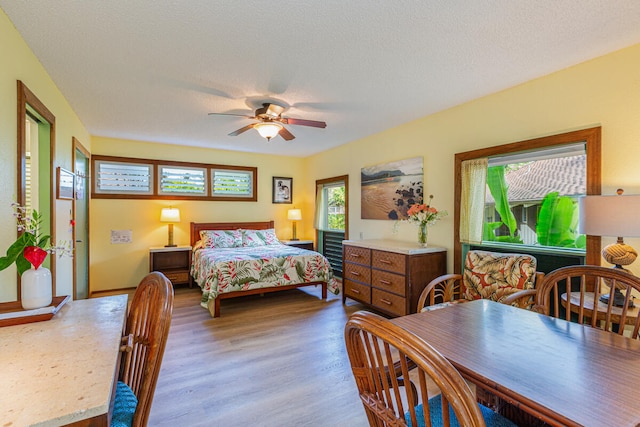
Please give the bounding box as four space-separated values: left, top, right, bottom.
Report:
391 299 640 427
0 294 128 426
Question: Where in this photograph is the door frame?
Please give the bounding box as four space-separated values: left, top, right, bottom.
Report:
72 137 90 299
315 174 349 241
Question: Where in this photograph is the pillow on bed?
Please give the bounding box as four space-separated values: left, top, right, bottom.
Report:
242 228 281 247
200 229 242 248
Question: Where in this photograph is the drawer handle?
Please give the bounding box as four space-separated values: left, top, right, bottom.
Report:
350 271 360 276
379 259 392 264
351 289 361 295
380 298 392 305
350 253 361 258
379 279 391 285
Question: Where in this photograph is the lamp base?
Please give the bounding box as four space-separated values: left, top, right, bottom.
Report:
599 289 635 308
164 244 177 248
289 238 299 241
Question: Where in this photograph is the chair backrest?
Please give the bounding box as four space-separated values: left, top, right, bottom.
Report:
120 272 174 427
462 250 538 302
533 265 640 338
344 310 486 427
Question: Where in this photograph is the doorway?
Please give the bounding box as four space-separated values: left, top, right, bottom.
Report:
73 138 90 299
315 175 348 278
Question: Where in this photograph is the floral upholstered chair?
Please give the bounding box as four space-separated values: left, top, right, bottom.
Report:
416 250 543 312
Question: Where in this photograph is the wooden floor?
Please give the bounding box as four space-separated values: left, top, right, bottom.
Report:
147 285 371 427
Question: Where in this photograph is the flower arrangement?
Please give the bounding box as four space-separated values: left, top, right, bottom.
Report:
401 195 447 246
405 195 447 226
0 203 71 275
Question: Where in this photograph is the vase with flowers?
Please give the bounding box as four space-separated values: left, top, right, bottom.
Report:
0 203 71 309
403 195 447 247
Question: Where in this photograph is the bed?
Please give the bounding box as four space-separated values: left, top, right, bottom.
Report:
190 221 339 317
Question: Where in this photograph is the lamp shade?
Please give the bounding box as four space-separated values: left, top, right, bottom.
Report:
254 122 282 140
578 194 640 237
288 208 302 221
160 207 181 223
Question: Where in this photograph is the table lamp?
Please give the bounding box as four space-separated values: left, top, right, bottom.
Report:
579 189 640 306
287 208 302 241
160 207 180 247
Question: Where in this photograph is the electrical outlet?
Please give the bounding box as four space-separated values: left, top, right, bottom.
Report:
359 232 364 240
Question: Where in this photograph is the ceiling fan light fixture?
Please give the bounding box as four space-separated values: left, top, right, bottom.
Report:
254 122 283 141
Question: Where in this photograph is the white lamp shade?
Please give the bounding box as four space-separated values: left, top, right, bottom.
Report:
160 207 181 223
254 122 283 140
288 208 302 221
579 195 640 237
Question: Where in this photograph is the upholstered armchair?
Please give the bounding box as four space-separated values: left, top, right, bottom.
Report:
417 250 544 312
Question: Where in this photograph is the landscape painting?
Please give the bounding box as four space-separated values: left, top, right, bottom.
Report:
361 157 424 220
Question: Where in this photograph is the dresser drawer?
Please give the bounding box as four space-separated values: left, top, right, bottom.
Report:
344 279 371 304
371 270 406 296
372 250 406 275
343 262 371 285
344 245 371 266
372 288 406 317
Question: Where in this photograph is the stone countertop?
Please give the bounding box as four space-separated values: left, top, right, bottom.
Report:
342 239 446 255
0 294 128 426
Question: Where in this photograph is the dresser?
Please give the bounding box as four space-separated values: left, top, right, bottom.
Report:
342 239 446 317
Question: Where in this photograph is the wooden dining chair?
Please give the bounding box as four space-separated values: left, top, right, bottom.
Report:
531 265 640 338
111 272 174 427
416 250 543 312
344 310 517 427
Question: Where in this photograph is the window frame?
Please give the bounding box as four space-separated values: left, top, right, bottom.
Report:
91 155 257 201
158 164 208 197
454 127 601 274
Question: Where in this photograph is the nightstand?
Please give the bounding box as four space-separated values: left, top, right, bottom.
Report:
282 240 314 251
149 245 192 287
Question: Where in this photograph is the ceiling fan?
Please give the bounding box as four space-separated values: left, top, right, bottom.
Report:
208 103 327 141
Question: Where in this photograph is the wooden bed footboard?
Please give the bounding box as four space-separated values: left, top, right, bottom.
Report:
207 281 328 318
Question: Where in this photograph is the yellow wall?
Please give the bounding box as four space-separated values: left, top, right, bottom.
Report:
90 137 308 291
0 9 91 301
4 3 640 295
306 43 640 275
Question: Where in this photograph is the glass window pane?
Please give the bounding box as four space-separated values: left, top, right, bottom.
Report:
211 169 254 197
159 165 207 195
94 160 153 195
484 143 586 250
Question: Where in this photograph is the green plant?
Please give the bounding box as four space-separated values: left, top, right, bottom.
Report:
0 204 69 274
536 192 586 248
486 166 522 243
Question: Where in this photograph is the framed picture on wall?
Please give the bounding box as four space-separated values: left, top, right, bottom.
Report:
56 167 75 200
272 177 292 204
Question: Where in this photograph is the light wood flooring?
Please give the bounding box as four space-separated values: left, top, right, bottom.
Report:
146 285 371 427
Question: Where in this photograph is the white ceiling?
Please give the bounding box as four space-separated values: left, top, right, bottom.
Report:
3 1 640 157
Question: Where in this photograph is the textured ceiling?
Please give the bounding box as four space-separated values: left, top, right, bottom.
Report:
3 1 640 157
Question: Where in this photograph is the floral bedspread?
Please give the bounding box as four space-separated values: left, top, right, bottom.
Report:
191 244 339 308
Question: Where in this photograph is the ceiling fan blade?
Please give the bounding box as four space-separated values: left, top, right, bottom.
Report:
279 126 295 141
228 124 255 136
280 117 327 128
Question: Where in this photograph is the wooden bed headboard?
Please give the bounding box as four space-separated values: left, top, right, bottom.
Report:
190 221 275 246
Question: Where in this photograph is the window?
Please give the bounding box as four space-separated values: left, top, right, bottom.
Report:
94 159 153 195
92 155 257 201
454 127 601 273
159 165 206 196
211 168 255 200
483 142 586 249
315 175 349 278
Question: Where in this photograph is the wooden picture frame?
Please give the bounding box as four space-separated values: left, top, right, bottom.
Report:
272 177 292 204
56 167 75 200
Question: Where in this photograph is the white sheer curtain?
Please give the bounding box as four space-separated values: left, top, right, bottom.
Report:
314 184 327 230
460 158 488 244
